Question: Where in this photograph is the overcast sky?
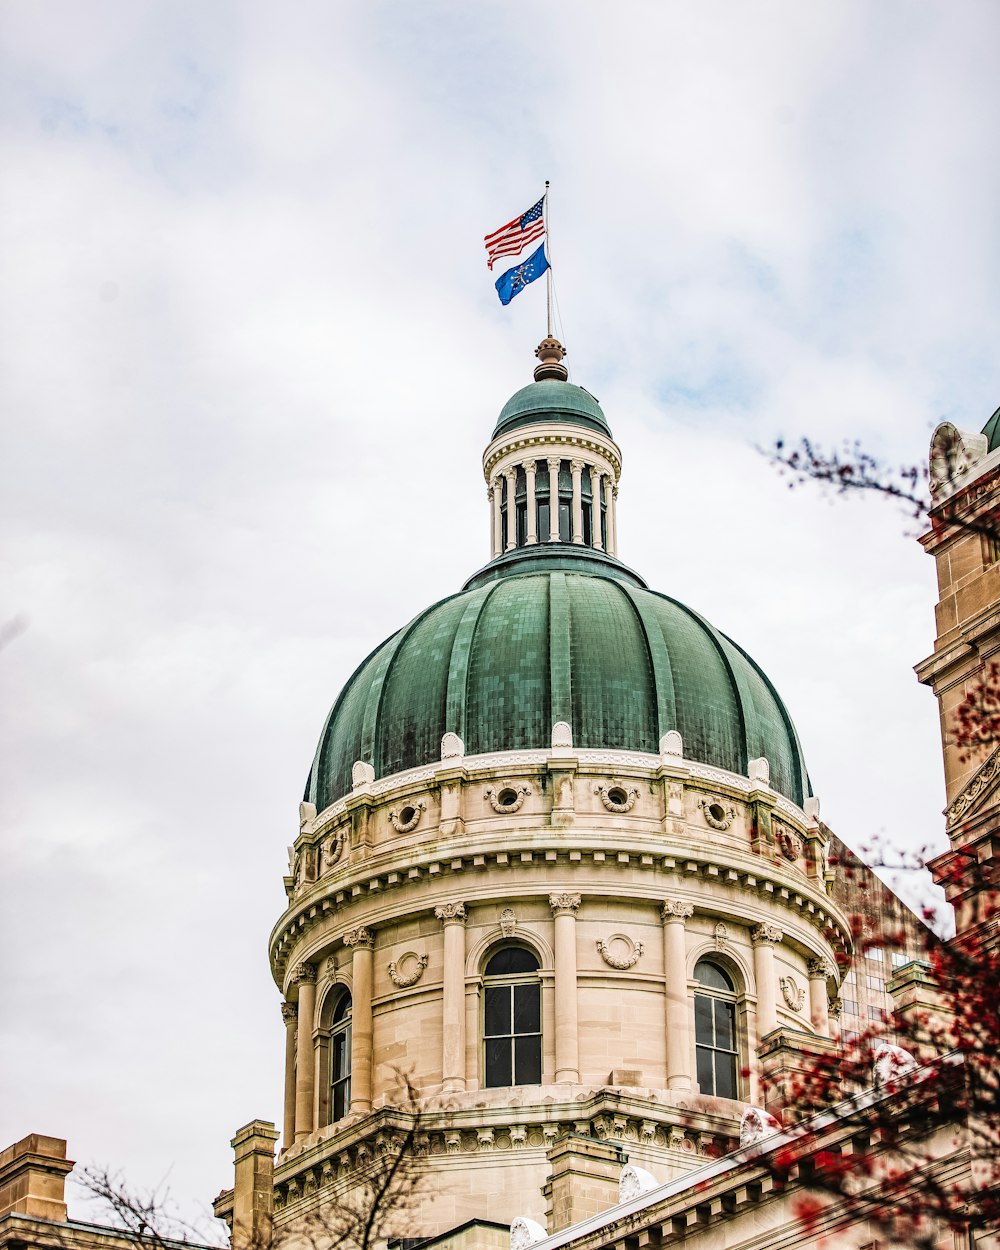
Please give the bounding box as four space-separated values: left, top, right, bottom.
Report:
2 0 999 1233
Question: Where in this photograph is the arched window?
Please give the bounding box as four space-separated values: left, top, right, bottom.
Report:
693 959 738 1099
483 947 541 1087
329 990 352 1121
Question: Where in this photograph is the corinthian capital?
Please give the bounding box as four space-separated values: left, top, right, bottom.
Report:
344 926 375 950
289 962 317 985
661 899 694 922
434 901 467 924
808 957 836 980
751 923 783 947
281 1001 298 1025
549 892 581 917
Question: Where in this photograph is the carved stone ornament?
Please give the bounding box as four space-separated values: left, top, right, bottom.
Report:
551 721 573 750
441 731 465 760
946 743 1000 828
713 922 729 951
660 899 694 921
751 923 783 947
344 927 375 950
387 952 428 989
873 1041 918 1088
739 1106 782 1148
594 781 639 813
434 901 467 924
549 892 581 916
660 730 683 758
828 996 843 1018
485 783 531 814
779 975 806 1013
774 822 802 861
597 934 644 971
510 1216 547 1250
499 907 517 938
698 797 736 831
323 829 345 868
929 420 988 499
618 1163 659 1202
280 1001 297 1025
808 957 836 980
289 962 317 985
351 760 375 789
388 800 425 834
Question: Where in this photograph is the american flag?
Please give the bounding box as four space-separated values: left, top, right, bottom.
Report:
484 195 546 270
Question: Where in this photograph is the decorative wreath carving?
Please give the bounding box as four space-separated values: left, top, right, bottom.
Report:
485 783 531 813
388 800 425 833
779 975 806 1013
323 830 345 868
698 797 736 831
775 823 802 861
387 952 428 989
596 935 645 971
594 782 639 813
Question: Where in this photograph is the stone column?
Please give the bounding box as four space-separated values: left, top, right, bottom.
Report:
808 958 834 1037
661 900 694 1090
345 927 375 1114
570 460 584 545
547 458 561 542
591 469 604 551
504 468 518 550
752 923 783 1040
607 484 618 555
435 902 468 1092
489 480 502 558
280 1001 297 1149
524 460 538 545
290 962 317 1141
549 893 581 1083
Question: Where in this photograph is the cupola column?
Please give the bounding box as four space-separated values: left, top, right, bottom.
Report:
290 962 317 1141
547 458 561 542
549 893 581 1083
751 924 783 1040
489 479 502 558
570 461 584 545
280 1001 297 1149
808 958 834 1037
590 468 604 551
504 469 518 552
435 902 467 1092
607 484 619 556
345 927 375 1114
661 901 694 1090
524 460 538 545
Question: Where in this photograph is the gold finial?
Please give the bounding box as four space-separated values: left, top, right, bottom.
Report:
533 336 568 382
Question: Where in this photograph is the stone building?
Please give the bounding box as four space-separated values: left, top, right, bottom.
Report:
4 343 995 1250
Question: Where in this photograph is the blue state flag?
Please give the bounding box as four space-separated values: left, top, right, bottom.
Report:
495 243 549 306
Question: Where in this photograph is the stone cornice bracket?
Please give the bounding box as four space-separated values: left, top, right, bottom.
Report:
289 961 317 985
597 935 645 970
344 927 375 950
387 952 428 989
549 892 582 917
751 922 783 947
280 1001 297 1024
660 900 694 922
808 957 836 979
434 901 467 925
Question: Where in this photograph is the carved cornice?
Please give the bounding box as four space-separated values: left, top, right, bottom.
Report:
751 923 783 947
549 892 581 916
661 900 693 921
344 927 374 950
289 962 317 985
434 901 467 924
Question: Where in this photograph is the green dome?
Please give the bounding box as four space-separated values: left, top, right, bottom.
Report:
307 558 810 811
982 403 1000 452
493 380 611 441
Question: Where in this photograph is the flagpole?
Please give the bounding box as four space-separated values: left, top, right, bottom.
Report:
544 180 552 338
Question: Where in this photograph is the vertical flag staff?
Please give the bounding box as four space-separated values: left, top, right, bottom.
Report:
544 180 553 338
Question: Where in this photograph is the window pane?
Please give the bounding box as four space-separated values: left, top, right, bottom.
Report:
715 1051 737 1100
694 995 713 1045
513 983 540 1034
696 1046 714 1095
694 960 733 992
538 502 549 539
331 1031 347 1080
514 1034 542 1085
485 1038 512 1088
714 999 735 1051
486 948 539 976
559 501 571 542
484 985 510 1036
